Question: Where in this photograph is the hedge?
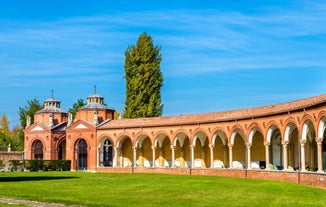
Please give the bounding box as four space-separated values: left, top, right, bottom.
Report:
8 160 71 172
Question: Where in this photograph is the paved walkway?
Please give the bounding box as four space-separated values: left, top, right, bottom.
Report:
0 198 84 207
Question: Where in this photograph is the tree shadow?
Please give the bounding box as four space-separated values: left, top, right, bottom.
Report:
0 176 79 182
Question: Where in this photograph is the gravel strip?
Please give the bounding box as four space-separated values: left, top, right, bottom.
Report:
0 198 84 207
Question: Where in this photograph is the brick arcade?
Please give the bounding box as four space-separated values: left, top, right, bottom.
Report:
24 91 326 187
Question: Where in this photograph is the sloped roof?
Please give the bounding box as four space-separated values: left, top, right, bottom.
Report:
99 94 326 129
36 106 67 114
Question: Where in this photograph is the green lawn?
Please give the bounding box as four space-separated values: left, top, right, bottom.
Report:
0 172 325 207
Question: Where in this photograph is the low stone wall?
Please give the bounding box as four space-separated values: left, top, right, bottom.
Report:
0 151 23 164
94 167 326 188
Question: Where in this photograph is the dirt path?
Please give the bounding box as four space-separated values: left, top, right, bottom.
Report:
0 198 84 207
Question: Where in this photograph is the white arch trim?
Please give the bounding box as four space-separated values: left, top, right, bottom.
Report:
212 131 227 146
230 129 245 145
266 125 278 143
284 123 296 142
248 128 261 144
318 117 326 137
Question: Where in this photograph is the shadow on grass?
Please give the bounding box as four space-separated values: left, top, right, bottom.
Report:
0 176 79 182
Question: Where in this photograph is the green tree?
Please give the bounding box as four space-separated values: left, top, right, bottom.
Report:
0 114 9 133
19 98 43 129
68 99 86 121
123 32 163 118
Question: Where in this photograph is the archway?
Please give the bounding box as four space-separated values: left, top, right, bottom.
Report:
33 140 43 160
118 136 133 167
99 138 113 167
270 128 283 169
323 130 326 170
154 134 171 167
302 120 317 171
212 130 228 168
174 133 190 168
193 132 209 168
75 139 87 170
250 130 265 169
136 135 152 167
286 123 299 170
231 129 246 169
58 139 66 160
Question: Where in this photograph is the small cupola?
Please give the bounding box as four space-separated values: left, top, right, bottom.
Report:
87 85 104 105
44 90 61 108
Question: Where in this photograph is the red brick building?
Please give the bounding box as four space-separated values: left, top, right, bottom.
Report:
24 93 326 186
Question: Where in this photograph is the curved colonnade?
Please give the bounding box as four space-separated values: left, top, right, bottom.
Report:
91 95 326 173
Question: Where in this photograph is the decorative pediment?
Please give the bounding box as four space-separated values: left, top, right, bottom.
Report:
75 124 88 129
31 126 45 131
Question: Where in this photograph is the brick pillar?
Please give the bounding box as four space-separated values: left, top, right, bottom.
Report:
171 146 175 168
315 137 323 173
282 141 288 171
209 144 214 168
228 144 233 169
300 140 306 172
151 146 156 168
264 142 270 170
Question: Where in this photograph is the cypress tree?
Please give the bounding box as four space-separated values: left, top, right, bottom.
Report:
123 32 163 118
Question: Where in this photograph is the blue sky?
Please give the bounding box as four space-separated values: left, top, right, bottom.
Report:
0 0 325 128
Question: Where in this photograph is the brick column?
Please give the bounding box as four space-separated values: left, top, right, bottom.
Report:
300 140 306 172
264 142 270 170
282 141 288 171
228 144 233 169
171 146 175 168
190 145 194 168
209 144 214 168
315 137 324 173
152 146 156 168
247 143 252 170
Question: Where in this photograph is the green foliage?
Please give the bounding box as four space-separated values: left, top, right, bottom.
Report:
0 114 9 132
24 160 71 171
19 98 43 129
68 99 86 121
124 32 164 118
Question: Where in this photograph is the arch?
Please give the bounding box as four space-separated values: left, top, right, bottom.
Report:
172 129 191 146
154 133 169 148
173 132 189 147
318 116 326 138
193 131 208 146
57 138 66 160
212 129 228 168
284 122 298 142
134 131 152 146
250 129 265 168
193 131 209 168
32 139 44 160
230 127 245 145
98 137 114 167
212 130 228 146
135 133 152 148
248 127 263 144
301 119 315 141
269 126 283 170
301 119 317 171
173 132 190 168
75 139 88 170
117 136 133 167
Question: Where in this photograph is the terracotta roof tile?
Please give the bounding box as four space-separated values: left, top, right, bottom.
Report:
98 94 326 129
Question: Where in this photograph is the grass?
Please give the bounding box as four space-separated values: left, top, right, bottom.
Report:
0 172 326 206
